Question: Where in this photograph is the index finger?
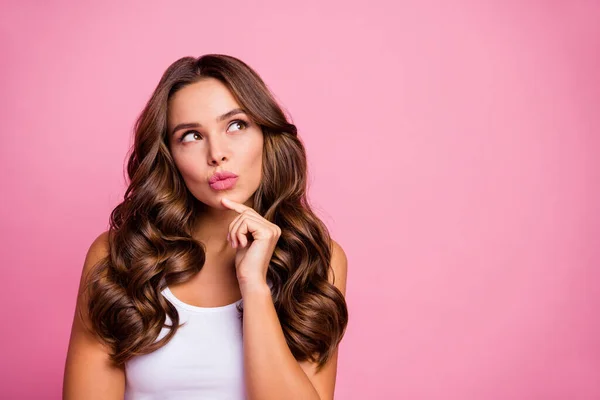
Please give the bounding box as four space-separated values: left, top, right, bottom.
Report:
221 197 249 213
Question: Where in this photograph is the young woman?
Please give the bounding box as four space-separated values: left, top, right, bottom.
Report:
63 54 349 400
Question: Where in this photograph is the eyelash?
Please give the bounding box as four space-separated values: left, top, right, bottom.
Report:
178 119 249 143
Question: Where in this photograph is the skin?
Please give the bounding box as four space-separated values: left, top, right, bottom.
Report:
166 77 265 307
218 196 347 400
63 77 347 399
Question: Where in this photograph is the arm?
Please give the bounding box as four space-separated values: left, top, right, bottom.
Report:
62 231 126 400
242 239 348 400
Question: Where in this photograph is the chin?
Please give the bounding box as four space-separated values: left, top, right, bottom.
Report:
195 188 256 210
205 193 242 208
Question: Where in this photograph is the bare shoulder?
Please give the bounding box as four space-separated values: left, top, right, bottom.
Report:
85 231 110 272
63 230 125 400
328 239 348 296
76 231 111 306
77 231 111 329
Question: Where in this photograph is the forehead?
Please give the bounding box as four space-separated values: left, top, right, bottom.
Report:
167 78 241 124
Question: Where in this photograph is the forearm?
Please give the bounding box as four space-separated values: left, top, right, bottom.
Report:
241 282 320 400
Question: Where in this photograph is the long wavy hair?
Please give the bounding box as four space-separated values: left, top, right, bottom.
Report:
80 54 348 373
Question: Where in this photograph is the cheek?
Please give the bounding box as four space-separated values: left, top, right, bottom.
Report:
237 142 263 189
174 154 205 182
236 132 263 168
249 140 263 173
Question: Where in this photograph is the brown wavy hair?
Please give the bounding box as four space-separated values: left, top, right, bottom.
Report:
79 54 348 372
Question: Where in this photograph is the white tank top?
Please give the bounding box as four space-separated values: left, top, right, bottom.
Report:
124 285 248 400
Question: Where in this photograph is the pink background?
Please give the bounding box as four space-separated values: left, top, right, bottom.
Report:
1 1 599 399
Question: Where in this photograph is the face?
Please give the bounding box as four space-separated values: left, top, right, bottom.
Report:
167 77 264 210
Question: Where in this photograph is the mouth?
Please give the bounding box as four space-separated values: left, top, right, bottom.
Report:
209 170 238 183
209 176 238 191
208 171 239 191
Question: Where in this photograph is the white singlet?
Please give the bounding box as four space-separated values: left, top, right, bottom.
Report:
124 285 250 400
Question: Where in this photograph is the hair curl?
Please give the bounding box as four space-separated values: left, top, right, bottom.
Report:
80 54 348 373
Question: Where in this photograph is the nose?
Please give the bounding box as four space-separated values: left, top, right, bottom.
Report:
208 138 229 166
210 155 227 165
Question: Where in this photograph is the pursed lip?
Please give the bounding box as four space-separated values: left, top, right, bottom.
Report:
209 170 238 184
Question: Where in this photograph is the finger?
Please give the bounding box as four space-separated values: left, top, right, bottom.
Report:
228 213 244 247
231 213 263 248
228 210 257 247
238 215 266 247
237 221 249 248
229 211 252 248
221 197 251 214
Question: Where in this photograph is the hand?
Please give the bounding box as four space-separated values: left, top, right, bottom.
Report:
221 197 281 290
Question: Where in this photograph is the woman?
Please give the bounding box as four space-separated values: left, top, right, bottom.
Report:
63 54 349 400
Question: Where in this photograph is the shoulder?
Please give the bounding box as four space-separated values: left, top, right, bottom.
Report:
64 230 125 397
78 231 111 318
89 231 110 254
328 239 348 296
76 231 111 320
81 231 110 279
89 230 110 256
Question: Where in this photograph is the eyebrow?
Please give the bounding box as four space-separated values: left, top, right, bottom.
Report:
170 108 247 136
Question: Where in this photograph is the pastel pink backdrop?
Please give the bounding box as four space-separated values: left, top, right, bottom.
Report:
1 1 598 399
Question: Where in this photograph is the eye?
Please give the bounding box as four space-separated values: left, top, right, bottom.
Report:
177 120 249 143
179 130 202 143
228 119 248 132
